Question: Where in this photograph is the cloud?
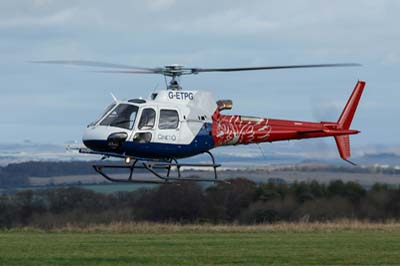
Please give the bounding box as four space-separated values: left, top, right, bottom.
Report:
146 0 176 12
0 8 75 28
167 8 279 35
0 0 399 145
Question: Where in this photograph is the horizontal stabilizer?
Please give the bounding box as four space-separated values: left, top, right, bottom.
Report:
297 129 324 134
297 129 359 135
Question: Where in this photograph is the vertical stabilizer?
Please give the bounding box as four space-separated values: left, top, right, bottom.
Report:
337 81 365 129
334 81 365 164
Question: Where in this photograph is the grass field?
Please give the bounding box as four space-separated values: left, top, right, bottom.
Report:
1 222 400 266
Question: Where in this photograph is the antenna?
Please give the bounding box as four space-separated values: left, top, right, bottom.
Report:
256 143 266 160
152 83 159 93
110 93 118 102
163 75 168 90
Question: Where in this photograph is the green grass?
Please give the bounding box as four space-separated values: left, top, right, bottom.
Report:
1 225 400 266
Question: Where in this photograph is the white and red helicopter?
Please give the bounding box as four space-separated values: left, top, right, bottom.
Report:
34 61 365 183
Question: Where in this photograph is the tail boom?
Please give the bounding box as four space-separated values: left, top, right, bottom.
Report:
211 81 365 162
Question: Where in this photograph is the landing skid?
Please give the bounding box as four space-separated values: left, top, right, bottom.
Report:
91 151 223 184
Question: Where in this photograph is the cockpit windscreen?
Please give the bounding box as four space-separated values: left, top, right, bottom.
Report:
88 103 116 127
100 104 138 129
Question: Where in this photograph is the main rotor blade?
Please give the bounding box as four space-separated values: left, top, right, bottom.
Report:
31 61 362 78
30 60 158 71
92 70 159 74
190 63 361 73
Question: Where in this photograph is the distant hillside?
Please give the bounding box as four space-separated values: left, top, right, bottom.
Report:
0 161 96 178
1 160 400 188
0 161 95 187
2 141 400 168
356 153 400 166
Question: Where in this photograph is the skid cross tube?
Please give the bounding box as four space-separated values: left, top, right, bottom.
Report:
92 151 223 184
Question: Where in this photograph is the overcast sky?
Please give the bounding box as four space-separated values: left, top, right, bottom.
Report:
1 0 399 149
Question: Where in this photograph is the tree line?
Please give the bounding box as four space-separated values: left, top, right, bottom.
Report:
1 179 400 228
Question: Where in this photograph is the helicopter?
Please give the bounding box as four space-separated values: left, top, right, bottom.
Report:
33 60 365 184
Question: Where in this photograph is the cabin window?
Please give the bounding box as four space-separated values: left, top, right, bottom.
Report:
133 132 152 143
159 109 179 129
100 104 138 130
138 108 156 129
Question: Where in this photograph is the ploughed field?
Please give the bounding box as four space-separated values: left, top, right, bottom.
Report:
1 222 400 266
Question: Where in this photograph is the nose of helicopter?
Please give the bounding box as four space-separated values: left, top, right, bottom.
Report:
82 126 109 151
82 126 129 152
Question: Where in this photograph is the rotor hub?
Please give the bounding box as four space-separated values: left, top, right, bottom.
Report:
164 65 184 90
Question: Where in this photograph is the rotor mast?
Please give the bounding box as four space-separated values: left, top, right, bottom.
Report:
164 64 195 90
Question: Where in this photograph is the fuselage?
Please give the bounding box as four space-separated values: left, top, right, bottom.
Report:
83 90 217 159
83 85 362 160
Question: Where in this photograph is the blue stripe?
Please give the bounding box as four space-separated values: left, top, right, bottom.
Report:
84 123 214 159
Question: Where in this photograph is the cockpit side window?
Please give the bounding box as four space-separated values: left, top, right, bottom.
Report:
159 109 179 130
138 108 156 130
100 104 138 130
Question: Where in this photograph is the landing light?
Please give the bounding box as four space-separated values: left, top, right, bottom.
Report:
125 157 131 164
